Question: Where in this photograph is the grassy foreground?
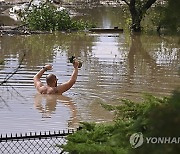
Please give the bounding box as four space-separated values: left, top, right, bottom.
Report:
61 89 180 154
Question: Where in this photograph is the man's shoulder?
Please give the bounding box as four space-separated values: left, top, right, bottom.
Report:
38 86 48 94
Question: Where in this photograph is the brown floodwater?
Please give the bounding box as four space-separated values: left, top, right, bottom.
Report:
0 6 180 134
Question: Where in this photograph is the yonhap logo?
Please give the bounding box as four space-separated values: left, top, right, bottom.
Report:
129 132 180 148
130 132 144 148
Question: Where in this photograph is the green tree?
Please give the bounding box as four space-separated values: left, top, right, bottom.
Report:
157 0 180 32
23 3 95 31
122 0 158 32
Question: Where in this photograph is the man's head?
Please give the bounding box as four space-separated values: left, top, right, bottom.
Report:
46 74 58 87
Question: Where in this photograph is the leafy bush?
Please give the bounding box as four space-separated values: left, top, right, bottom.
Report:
23 4 95 31
62 89 180 154
148 0 180 33
62 122 129 154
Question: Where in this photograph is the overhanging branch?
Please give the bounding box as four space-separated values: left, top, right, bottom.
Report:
0 52 26 86
121 0 130 6
143 0 157 10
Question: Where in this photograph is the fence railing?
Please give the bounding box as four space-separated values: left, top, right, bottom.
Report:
0 130 75 154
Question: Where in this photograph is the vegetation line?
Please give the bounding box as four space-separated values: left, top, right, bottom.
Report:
61 91 180 153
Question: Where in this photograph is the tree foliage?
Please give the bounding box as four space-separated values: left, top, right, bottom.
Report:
153 0 180 33
122 0 180 33
62 89 180 154
23 3 95 31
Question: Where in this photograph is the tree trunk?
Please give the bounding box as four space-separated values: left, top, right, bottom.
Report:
128 0 143 32
131 12 143 32
124 0 157 32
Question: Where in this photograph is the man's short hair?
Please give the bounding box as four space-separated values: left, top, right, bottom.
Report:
46 74 56 85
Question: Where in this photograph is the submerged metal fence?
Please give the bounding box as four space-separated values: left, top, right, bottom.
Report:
0 130 75 154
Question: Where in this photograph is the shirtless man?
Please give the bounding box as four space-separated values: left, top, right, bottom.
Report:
33 60 79 94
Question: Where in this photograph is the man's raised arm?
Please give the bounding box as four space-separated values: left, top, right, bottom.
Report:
33 65 52 89
57 60 79 94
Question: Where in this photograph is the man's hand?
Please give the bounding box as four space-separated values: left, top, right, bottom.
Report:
73 59 79 68
44 64 53 70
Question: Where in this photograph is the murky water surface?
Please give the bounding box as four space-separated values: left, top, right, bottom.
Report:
0 6 180 134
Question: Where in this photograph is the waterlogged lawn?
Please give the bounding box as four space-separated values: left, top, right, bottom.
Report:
61 89 180 154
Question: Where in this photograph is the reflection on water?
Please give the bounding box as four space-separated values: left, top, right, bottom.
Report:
34 94 78 127
0 7 180 134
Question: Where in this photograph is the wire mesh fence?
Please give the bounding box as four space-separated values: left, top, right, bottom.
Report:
0 130 75 154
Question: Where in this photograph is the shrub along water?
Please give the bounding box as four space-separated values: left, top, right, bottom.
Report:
61 89 180 154
23 3 95 31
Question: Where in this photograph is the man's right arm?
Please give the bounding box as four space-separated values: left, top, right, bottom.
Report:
33 68 46 88
33 65 52 93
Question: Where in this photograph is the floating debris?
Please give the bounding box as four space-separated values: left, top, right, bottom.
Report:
0 25 50 35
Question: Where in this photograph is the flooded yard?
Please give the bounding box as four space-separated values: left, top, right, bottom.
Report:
0 6 180 134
